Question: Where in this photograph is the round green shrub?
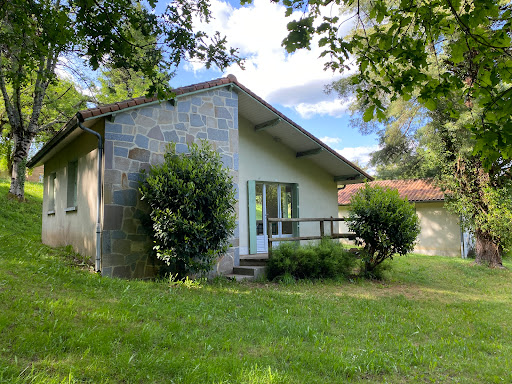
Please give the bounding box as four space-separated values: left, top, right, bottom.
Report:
348 183 420 275
140 142 236 276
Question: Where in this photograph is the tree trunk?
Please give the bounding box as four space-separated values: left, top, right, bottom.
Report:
8 129 33 201
474 228 503 268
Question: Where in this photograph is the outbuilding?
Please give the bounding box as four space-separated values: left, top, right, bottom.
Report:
338 179 471 257
28 75 372 278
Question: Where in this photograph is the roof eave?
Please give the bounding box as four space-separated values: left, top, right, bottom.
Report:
231 83 374 182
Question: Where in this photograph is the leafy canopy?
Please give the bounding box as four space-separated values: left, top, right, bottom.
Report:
1 0 241 99
271 0 512 168
1 0 241 199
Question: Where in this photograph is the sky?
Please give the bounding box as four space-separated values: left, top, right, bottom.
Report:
158 0 380 171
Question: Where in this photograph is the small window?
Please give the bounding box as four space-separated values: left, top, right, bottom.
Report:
48 173 56 214
66 161 78 211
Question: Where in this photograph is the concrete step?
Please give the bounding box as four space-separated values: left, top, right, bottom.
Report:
224 274 256 281
232 266 266 279
239 254 269 267
240 258 267 266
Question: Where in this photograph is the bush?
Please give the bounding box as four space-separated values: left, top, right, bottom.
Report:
348 183 420 275
266 238 356 281
140 142 236 276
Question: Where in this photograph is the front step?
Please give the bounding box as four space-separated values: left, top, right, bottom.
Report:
232 266 266 279
239 254 269 267
224 273 256 281
224 254 269 281
240 258 267 266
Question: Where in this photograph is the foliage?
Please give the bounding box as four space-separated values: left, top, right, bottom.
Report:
274 0 512 169
267 238 356 281
94 28 172 105
95 67 169 105
168 273 205 289
1 0 241 199
440 152 512 266
2 178 512 382
348 184 420 274
0 77 89 174
324 1 512 266
140 142 237 276
331 77 440 179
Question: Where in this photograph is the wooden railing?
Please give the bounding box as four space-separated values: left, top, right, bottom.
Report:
266 217 355 255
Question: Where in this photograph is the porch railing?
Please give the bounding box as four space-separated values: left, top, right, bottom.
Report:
266 217 356 256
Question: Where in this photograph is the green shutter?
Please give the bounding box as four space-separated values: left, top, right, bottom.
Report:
292 183 299 237
248 180 257 254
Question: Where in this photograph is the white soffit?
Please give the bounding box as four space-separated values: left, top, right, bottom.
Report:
237 90 367 182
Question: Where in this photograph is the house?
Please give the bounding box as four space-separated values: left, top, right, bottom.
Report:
337 179 470 257
27 75 372 278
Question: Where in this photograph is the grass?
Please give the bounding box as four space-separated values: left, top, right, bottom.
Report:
1 178 512 383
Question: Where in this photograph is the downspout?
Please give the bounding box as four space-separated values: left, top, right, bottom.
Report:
77 114 103 272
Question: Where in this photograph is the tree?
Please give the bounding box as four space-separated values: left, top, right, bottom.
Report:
334 76 512 266
95 67 170 106
1 0 241 200
348 183 420 276
94 27 173 105
274 0 512 267
330 78 439 180
274 0 512 168
140 142 237 276
0 77 90 175
427 100 512 267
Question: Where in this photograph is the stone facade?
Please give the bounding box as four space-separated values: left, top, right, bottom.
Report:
101 88 240 278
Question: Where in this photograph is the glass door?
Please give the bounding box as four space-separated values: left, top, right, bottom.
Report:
255 182 295 253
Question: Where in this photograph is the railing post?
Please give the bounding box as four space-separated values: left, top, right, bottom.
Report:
267 217 272 257
330 216 334 237
320 220 324 237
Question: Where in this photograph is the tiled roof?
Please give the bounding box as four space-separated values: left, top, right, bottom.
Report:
79 76 236 119
338 179 445 205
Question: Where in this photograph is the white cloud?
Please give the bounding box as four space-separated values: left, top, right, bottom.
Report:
185 0 357 117
295 98 353 119
320 136 343 145
336 145 380 167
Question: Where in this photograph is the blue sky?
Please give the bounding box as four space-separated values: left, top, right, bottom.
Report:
158 0 379 169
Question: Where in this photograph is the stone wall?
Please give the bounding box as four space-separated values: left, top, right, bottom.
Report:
102 88 240 278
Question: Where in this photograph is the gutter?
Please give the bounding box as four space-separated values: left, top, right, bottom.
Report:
77 114 103 273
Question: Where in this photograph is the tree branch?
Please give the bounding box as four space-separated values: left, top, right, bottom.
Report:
0 58 17 130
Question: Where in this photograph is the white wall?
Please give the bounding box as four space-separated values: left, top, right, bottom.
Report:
415 202 461 257
238 116 339 254
338 201 461 257
42 120 104 259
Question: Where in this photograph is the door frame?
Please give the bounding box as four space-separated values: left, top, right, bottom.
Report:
248 181 299 254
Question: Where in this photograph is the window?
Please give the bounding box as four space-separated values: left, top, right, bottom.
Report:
66 160 78 211
48 172 56 214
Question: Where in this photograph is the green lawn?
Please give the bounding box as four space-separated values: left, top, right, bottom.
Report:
1 179 512 383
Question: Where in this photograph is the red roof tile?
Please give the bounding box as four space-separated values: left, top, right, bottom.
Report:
338 179 444 205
